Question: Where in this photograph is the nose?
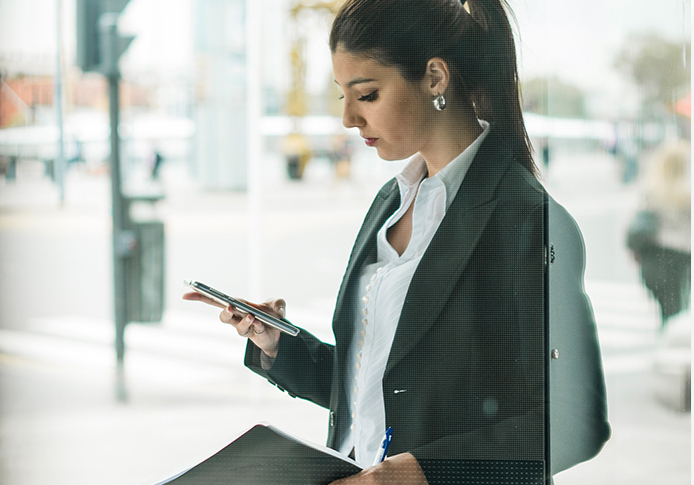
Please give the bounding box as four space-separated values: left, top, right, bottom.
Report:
342 98 364 129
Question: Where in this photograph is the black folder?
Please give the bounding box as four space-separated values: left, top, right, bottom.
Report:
157 424 362 485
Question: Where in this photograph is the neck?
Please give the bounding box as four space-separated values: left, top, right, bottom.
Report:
419 109 483 177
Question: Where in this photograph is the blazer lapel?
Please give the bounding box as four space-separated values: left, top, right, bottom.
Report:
386 132 513 374
332 179 400 346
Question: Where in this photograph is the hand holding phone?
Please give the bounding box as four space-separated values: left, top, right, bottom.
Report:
183 279 300 337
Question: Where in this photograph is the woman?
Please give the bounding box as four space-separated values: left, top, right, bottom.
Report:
628 140 691 328
185 1 610 483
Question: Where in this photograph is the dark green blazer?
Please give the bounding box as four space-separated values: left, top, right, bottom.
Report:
246 129 610 483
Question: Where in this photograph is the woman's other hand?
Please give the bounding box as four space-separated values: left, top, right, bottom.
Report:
182 292 284 359
329 453 428 485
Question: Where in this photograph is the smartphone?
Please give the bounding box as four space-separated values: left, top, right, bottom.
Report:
184 279 300 337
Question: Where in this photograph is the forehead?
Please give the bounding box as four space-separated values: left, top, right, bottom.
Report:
331 48 402 87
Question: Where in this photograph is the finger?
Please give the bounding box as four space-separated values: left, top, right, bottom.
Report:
272 299 286 318
251 321 267 335
182 292 226 309
219 304 245 324
261 298 287 318
328 468 367 485
235 313 256 337
219 305 233 324
327 475 356 485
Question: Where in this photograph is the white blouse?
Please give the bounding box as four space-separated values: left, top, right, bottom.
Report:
339 121 490 465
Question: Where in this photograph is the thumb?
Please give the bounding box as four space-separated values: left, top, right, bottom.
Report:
271 299 286 318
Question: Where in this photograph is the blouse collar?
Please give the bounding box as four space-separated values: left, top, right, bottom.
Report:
395 120 491 210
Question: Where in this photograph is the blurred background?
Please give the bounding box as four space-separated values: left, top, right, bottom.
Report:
0 0 690 484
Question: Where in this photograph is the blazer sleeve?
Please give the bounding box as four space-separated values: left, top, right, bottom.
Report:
244 328 335 409
546 198 611 474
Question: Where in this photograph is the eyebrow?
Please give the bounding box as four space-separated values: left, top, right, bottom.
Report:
334 77 377 88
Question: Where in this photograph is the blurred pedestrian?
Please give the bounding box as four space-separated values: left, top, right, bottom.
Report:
330 134 353 179
540 137 551 170
151 149 164 180
66 139 83 167
6 155 17 181
628 139 691 328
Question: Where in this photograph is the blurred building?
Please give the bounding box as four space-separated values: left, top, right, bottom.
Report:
0 75 54 128
192 0 248 191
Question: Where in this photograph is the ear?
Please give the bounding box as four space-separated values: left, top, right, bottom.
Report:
424 57 450 96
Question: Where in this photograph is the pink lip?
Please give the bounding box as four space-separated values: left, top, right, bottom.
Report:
363 137 378 147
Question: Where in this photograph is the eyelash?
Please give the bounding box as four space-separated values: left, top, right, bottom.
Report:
338 90 379 102
359 91 378 102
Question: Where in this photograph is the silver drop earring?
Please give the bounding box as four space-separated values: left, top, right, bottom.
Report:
433 93 447 111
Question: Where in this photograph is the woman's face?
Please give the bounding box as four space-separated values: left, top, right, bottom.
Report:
332 48 434 161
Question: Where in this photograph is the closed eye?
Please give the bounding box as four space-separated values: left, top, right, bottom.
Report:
359 90 378 102
338 90 378 102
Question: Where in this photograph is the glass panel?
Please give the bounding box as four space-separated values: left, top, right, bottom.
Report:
0 1 688 484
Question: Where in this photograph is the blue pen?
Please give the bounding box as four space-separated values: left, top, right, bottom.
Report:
372 427 393 466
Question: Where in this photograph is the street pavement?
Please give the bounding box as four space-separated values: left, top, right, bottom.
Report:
0 148 690 484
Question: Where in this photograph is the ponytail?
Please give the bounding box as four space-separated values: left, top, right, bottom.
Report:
330 0 538 177
464 0 537 176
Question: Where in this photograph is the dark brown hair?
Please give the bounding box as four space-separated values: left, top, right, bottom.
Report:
330 0 537 176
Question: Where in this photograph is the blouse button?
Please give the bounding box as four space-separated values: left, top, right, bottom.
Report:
359 340 364 348
357 352 362 361
371 274 377 282
361 319 368 326
365 284 372 292
354 386 359 394
361 329 366 337
361 308 368 316
362 295 370 304
351 423 356 431
356 362 361 370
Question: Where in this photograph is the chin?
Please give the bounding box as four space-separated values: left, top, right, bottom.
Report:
376 147 415 162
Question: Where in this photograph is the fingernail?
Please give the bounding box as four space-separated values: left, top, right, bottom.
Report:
278 307 286 317
245 315 252 322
